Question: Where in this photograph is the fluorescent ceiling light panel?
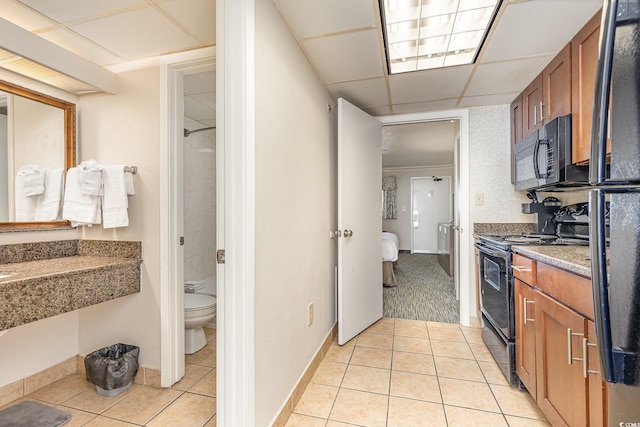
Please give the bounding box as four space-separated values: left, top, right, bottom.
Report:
381 0 501 73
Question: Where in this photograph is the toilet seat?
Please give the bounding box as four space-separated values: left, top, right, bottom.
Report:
184 294 216 311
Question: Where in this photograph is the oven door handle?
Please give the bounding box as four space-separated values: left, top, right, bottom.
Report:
474 243 509 260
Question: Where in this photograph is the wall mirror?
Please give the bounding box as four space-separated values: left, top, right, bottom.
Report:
0 80 75 231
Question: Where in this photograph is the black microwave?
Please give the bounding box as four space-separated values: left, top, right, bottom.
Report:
514 114 589 191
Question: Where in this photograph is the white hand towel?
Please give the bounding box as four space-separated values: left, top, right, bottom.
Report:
78 159 103 196
102 165 129 229
62 167 102 226
34 168 64 221
18 164 45 197
14 174 37 221
125 171 135 196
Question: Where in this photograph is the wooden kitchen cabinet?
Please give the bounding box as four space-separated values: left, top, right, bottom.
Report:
512 254 608 426
522 75 544 135
515 278 537 396
542 43 572 123
571 11 604 164
510 95 523 183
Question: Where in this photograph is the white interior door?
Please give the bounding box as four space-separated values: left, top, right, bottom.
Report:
411 177 451 253
338 98 383 345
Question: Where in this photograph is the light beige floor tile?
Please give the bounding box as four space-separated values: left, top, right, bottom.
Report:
285 413 327 427
341 365 390 394
61 384 140 414
186 345 216 367
387 396 446 427
393 336 432 354
505 415 552 427
434 356 485 382
171 364 213 391
392 351 436 375
0 381 23 408
445 405 509 426
311 361 347 387
329 388 388 427
146 393 216 427
427 327 466 342
427 321 460 329
326 421 356 427
395 319 427 328
469 343 495 362
350 347 392 369
28 373 94 404
439 377 501 413
82 416 139 426
204 414 216 426
190 369 216 397
460 327 484 344
323 344 354 364
56 406 97 426
102 386 182 424
430 339 475 359
478 361 509 386
389 371 441 403
293 384 339 419
355 332 393 350
204 327 216 344
490 384 547 420
394 323 430 339
365 320 394 335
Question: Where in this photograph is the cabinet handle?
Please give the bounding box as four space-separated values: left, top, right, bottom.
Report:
567 328 585 365
523 297 535 324
582 338 600 378
534 105 538 125
607 112 612 140
539 101 549 120
512 265 532 272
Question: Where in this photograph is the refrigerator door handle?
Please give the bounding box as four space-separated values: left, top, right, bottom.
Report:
590 188 639 385
589 0 617 185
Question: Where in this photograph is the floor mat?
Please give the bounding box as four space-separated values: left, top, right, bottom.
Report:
0 400 71 427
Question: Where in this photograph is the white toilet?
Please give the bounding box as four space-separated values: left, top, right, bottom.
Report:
184 293 217 354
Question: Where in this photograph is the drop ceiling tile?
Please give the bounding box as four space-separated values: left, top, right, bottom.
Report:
184 70 215 95
464 56 553 97
0 0 55 30
458 93 521 108
365 105 392 116
481 0 601 63
156 0 215 44
328 78 388 108
17 0 145 23
69 7 198 60
389 66 473 104
38 27 124 66
303 29 384 84
274 0 376 38
391 98 458 114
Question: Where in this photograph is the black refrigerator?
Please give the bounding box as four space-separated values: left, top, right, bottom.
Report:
589 0 640 425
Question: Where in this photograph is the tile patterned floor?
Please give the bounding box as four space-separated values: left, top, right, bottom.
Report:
0 328 217 427
286 319 551 427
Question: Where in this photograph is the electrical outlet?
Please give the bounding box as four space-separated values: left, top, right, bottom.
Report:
308 302 314 327
474 191 484 206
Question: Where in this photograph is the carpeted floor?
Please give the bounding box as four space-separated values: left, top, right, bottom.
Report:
383 252 459 323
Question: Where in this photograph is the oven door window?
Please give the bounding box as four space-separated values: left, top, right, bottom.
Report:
479 252 510 339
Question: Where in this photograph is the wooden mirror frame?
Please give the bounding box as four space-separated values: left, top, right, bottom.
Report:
0 80 76 231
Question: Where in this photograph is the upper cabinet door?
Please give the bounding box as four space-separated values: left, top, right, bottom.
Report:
542 43 572 123
523 75 543 136
571 10 603 164
510 95 523 183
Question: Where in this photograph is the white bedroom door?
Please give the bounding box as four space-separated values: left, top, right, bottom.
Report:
337 98 383 345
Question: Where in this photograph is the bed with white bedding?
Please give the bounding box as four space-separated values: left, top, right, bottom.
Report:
382 232 399 287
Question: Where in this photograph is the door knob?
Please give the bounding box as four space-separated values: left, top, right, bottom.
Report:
343 229 353 237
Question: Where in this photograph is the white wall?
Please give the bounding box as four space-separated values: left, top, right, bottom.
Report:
383 166 455 250
254 0 337 424
76 66 162 370
183 121 216 283
0 113 8 221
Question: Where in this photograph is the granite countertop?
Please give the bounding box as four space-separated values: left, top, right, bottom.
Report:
0 256 141 284
512 245 592 278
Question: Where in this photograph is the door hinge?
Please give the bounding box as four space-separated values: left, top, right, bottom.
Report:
179 236 185 246
216 249 225 264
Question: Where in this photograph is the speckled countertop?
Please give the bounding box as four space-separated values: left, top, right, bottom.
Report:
0 240 142 330
512 245 592 278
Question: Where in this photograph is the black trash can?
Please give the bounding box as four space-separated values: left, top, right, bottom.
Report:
84 343 139 396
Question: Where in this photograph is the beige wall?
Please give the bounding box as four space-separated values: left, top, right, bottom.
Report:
76 66 162 369
254 0 337 424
